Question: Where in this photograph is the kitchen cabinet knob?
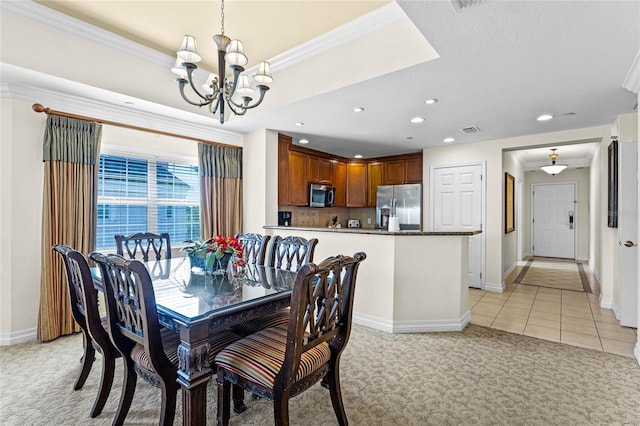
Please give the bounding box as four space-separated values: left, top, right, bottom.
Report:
624 240 636 247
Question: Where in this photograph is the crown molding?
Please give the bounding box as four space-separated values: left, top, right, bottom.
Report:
266 2 406 73
3 80 242 146
622 50 640 95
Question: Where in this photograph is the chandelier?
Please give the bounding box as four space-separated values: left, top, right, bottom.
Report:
540 149 568 175
171 0 273 124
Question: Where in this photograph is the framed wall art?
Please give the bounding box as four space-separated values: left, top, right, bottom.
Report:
607 140 618 228
505 172 515 233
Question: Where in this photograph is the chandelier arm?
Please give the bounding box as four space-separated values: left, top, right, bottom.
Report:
177 79 214 107
226 101 247 117
183 64 215 103
224 66 243 101
237 86 270 110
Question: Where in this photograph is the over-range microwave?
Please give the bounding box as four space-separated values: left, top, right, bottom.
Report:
308 183 335 207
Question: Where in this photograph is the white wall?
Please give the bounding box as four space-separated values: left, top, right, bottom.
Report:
523 168 591 261
0 97 46 344
423 125 607 290
242 129 279 234
502 151 525 278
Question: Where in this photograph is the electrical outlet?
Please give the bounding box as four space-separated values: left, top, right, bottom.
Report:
367 217 372 224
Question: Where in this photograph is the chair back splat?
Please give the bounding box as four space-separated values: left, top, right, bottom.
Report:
235 233 271 265
268 235 318 272
215 252 366 426
114 232 172 262
51 245 119 418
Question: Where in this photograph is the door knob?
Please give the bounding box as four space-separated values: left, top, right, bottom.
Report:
624 240 636 247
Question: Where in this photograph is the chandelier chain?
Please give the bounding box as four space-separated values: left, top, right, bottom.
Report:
220 0 225 35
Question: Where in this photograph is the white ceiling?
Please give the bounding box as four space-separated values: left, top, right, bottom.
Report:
6 1 640 164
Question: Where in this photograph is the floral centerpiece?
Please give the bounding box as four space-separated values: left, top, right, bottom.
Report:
182 235 245 272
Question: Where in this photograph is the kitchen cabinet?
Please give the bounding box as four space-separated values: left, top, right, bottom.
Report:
346 162 367 207
384 156 423 185
405 157 423 183
307 155 333 184
287 150 308 206
332 160 347 207
367 162 384 207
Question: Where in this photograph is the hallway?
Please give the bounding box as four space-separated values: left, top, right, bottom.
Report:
470 258 638 358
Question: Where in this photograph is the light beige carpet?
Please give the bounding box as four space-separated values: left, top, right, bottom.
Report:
1 324 639 425
514 257 591 292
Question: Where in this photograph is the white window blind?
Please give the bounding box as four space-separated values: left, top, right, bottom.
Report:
96 154 200 250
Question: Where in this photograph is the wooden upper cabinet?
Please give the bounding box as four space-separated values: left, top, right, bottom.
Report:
307 155 333 185
288 150 308 206
383 160 405 185
367 162 384 207
332 160 347 207
383 156 423 185
405 157 423 183
346 162 367 207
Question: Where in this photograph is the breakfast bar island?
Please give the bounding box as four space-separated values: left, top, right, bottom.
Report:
263 226 482 333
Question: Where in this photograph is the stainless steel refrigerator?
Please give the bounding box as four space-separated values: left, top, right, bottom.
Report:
376 184 422 230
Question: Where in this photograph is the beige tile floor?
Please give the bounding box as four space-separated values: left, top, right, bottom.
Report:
470 259 638 358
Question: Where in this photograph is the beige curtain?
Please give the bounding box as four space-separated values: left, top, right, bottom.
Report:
198 143 242 239
38 115 102 342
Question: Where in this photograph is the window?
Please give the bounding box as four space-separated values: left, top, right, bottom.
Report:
96 154 200 250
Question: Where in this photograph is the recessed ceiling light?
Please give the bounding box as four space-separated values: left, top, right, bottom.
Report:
562 112 576 116
295 122 304 126
537 114 554 121
124 101 134 105
443 137 455 143
354 154 363 159
406 136 414 140
353 107 365 113
425 99 438 105
410 117 425 124
299 139 309 144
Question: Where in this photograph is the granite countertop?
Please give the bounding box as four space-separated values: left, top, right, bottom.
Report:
263 225 481 236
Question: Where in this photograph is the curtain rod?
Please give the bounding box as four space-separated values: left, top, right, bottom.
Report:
32 103 241 149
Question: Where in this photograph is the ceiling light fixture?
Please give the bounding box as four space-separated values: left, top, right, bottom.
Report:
354 154 363 159
299 139 309 144
295 122 304 126
425 99 438 105
410 117 425 124
171 0 273 124
443 137 455 143
540 149 568 175
353 107 365 113
537 114 554 121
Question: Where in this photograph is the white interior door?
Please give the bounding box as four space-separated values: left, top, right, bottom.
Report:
619 140 637 327
532 183 576 259
432 164 484 288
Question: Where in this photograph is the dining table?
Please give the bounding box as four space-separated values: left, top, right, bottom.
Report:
93 257 297 425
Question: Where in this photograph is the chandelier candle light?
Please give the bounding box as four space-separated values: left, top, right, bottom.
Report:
540 148 568 176
171 0 273 124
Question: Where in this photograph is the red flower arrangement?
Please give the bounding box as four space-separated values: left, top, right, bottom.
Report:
182 235 245 269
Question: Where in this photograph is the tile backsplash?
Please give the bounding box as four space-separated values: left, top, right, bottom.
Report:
278 206 376 228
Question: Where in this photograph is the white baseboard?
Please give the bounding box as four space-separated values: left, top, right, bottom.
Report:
634 343 640 367
0 328 37 346
502 263 516 281
522 251 532 259
353 311 471 333
484 281 505 293
575 256 588 262
599 295 614 310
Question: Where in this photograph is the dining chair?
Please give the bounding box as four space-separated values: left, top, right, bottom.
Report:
89 252 241 426
215 252 367 426
235 233 271 265
232 235 318 337
52 244 120 418
114 232 172 261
